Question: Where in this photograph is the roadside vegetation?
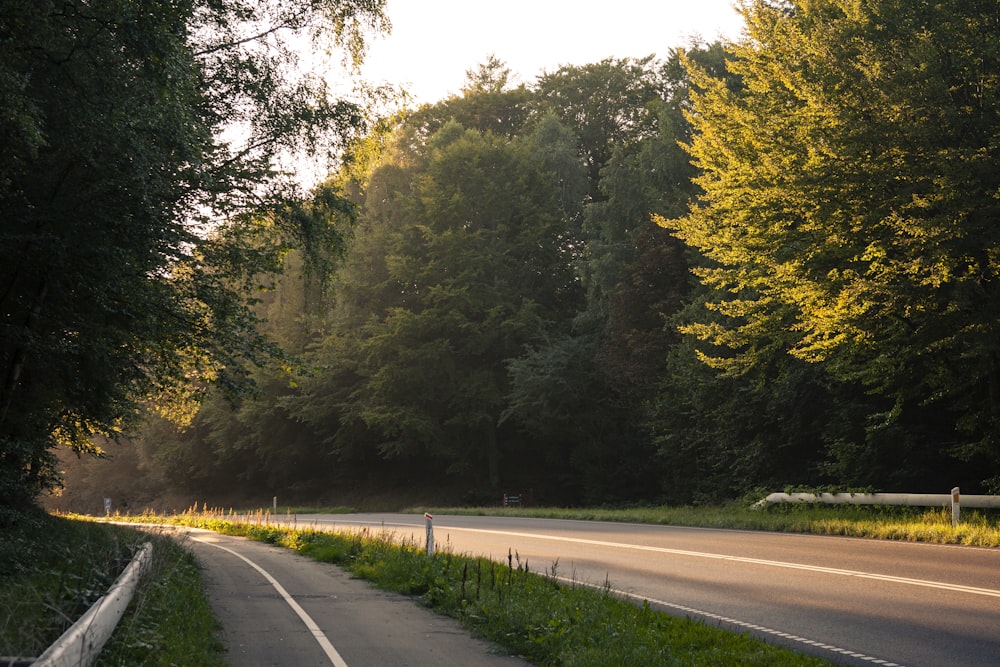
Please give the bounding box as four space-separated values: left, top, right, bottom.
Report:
0 507 222 666
9 501 996 665
217 498 1000 547
417 502 1000 548
157 510 835 667
0 508 131 659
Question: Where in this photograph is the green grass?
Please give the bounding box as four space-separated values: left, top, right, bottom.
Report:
282 505 358 515
94 529 224 667
0 507 138 659
168 515 834 667
413 502 1000 547
0 507 222 665
9 500 996 666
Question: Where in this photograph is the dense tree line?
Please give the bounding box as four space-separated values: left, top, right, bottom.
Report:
28 0 1000 508
0 0 388 507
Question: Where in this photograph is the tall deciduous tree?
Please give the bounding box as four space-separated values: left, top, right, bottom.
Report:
502 51 725 502
534 56 666 194
0 0 386 504
364 117 583 489
663 0 1000 486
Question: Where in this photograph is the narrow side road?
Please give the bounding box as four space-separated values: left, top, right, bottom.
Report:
180 528 531 667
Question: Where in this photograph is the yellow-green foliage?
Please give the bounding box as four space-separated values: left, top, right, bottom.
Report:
661 0 1000 413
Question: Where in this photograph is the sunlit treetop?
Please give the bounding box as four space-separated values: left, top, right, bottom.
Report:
661 0 1000 428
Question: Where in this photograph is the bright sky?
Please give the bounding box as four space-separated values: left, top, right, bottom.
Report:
359 0 746 105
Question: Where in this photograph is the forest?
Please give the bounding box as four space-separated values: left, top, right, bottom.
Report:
5 1 1000 510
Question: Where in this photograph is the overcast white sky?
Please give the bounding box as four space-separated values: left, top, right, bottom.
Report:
358 0 746 105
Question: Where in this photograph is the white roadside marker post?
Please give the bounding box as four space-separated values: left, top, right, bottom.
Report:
951 487 960 527
425 512 434 556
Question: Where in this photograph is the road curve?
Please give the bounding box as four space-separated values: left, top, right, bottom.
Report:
180 527 531 667
280 513 1000 667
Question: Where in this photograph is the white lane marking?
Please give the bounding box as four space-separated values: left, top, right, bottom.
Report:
327 521 1000 599
190 534 349 667
551 575 906 667
318 519 911 666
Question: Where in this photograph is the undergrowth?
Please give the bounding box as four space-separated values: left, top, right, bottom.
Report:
0 507 136 658
0 508 222 665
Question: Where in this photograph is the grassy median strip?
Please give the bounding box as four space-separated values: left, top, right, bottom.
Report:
167 513 833 667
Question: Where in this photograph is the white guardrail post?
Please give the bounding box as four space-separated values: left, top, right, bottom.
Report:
952 487 960 526
33 542 154 667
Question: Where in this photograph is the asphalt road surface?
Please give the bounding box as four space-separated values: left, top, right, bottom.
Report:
266 513 1000 667
181 527 531 667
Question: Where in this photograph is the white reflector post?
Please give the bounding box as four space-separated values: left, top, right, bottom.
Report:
951 487 960 527
424 512 434 556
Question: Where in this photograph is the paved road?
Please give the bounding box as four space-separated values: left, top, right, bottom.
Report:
180 528 531 667
276 513 1000 667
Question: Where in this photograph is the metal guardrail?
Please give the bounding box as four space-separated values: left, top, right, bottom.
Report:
11 542 155 667
755 491 1000 510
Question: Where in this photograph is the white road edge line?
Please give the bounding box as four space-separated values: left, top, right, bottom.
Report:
320 520 907 666
189 534 349 667
550 575 906 667
477 528 1000 598
337 521 1000 599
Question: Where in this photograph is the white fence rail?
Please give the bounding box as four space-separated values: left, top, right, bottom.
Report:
31 542 153 667
755 491 1000 510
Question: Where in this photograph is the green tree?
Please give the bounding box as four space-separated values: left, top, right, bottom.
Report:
534 56 666 193
501 51 726 502
0 0 386 504
300 102 585 493
664 0 1000 487
579 52 712 396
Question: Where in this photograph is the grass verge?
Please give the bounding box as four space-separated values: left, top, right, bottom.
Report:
414 502 1000 547
163 512 834 666
0 507 222 666
12 500 995 666
94 528 224 667
1 507 137 659
178 497 1000 547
